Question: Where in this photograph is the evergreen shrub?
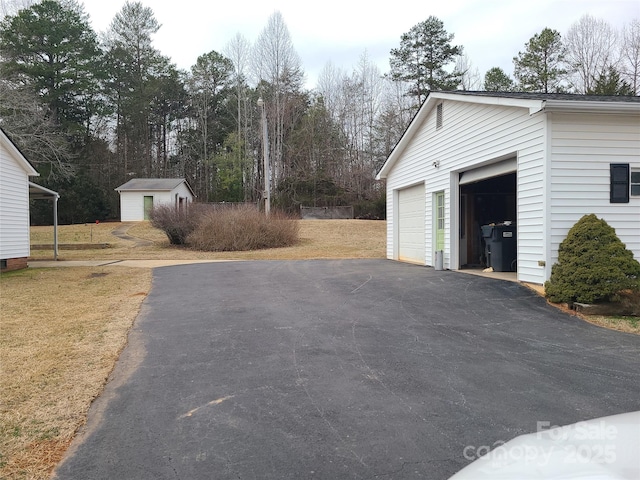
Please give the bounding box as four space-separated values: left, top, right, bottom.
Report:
544 214 640 304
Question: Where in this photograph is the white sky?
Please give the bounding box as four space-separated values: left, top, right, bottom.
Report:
80 0 640 89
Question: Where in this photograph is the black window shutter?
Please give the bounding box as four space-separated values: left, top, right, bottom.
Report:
610 163 630 203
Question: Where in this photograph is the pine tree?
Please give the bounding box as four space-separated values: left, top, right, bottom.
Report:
587 66 635 95
389 16 462 104
513 28 567 93
484 67 515 92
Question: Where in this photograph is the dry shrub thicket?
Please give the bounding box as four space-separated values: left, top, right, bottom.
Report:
148 203 208 245
150 204 300 251
188 206 300 251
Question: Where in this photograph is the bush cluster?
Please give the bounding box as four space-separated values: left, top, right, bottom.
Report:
149 203 208 245
544 214 640 304
150 203 299 251
187 206 299 251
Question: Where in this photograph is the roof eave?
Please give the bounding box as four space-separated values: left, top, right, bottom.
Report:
543 100 640 115
115 187 174 192
29 181 59 199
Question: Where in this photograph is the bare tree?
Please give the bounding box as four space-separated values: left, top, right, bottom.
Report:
317 61 346 122
251 11 304 189
224 33 255 200
621 18 640 95
0 80 73 179
455 53 482 91
565 14 618 93
0 0 33 19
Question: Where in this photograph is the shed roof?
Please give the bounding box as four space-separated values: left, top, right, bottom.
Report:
376 91 640 180
115 178 195 196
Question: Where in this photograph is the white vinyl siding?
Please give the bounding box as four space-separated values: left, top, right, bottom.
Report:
549 113 640 266
0 143 31 259
385 99 546 283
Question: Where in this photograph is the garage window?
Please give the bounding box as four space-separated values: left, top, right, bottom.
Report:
632 170 640 197
610 163 629 203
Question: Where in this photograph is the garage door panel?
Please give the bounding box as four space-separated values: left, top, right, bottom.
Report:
398 184 425 264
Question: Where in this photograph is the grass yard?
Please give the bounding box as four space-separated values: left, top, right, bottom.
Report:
29 219 387 261
0 267 151 479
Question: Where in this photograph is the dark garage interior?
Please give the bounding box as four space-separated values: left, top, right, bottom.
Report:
459 172 516 269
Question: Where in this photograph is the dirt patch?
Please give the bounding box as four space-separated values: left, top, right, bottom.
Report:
88 272 109 278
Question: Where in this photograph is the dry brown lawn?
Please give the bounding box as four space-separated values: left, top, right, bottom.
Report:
1 220 384 479
0 267 151 479
29 219 386 261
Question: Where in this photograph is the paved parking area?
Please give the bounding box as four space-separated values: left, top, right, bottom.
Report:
54 260 640 479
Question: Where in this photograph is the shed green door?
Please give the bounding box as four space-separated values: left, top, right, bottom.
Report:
143 196 153 220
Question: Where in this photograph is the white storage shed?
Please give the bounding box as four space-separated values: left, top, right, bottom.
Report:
115 178 195 221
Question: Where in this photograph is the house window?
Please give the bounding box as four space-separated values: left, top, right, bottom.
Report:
610 163 629 203
436 103 443 129
631 170 640 196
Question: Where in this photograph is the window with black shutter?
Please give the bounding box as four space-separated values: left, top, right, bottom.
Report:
610 163 630 203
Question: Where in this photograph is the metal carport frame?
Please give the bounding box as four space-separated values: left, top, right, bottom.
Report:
29 182 59 260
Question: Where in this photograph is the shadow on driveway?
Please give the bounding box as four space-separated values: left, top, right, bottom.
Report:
54 260 640 480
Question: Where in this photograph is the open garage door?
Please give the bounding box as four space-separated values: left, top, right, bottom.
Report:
459 164 516 269
398 184 426 264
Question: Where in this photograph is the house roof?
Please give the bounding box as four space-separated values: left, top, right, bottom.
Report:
376 91 640 180
115 178 195 197
0 127 39 177
433 91 640 103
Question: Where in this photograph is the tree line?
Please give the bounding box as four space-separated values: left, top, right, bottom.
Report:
0 1 637 223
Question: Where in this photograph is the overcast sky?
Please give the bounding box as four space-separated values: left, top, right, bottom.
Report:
80 0 639 89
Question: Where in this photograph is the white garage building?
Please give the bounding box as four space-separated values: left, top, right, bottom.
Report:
115 178 195 221
376 92 640 285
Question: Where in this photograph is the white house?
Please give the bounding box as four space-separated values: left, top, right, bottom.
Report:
115 178 195 221
0 128 52 271
376 92 640 285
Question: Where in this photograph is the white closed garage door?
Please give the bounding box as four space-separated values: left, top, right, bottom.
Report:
398 184 425 264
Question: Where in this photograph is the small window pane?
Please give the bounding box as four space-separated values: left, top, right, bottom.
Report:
612 165 629 182
631 171 640 183
612 184 628 199
631 184 640 196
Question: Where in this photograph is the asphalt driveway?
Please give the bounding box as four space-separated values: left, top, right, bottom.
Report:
54 260 640 479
